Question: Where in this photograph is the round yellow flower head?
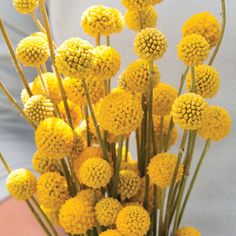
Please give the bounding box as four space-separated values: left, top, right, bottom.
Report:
182 12 220 48
37 172 69 209
134 28 167 61
116 205 151 236
97 92 143 136
151 0 164 4
68 128 84 159
35 117 74 159
148 153 184 188
64 76 105 106
121 160 138 173
125 6 158 32
32 72 61 104
95 198 122 226
13 0 39 14
176 226 201 236
110 8 125 33
23 95 54 124
186 65 220 99
177 34 210 66
30 32 48 41
93 46 121 80
32 150 59 174
76 189 102 207
55 38 94 77
6 168 37 200
171 93 208 130
16 35 49 67
59 197 95 235
99 230 122 236
41 206 60 225
79 158 112 189
153 83 178 116
118 170 141 199
153 115 178 150
20 83 33 104
122 0 151 10
198 106 231 141
119 59 160 93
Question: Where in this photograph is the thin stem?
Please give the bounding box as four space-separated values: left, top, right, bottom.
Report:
96 33 101 46
152 119 158 155
158 189 166 236
208 0 226 65
125 138 129 162
106 35 110 46
153 186 158 236
0 152 11 173
30 12 46 33
84 106 92 146
190 67 196 92
178 67 189 95
159 116 164 153
141 94 147 176
135 128 142 173
36 66 50 97
42 63 48 73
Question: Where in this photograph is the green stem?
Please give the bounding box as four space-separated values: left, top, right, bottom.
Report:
96 33 101 46
153 186 158 236
84 106 92 146
158 189 166 236
178 67 189 95
106 35 110 46
30 12 46 33
159 116 164 153
125 138 129 162
0 152 12 173
190 67 196 92
135 128 142 173
141 94 147 176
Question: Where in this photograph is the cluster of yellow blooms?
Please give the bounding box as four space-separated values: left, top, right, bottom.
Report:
0 1 232 236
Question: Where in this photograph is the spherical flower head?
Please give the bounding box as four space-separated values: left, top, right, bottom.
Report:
177 34 210 66
59 197 96 234
95 198 122 226
93 46 121 80
78 158 112 189
119 59 160 93
198 106 231 141
20 83 33 104
134 28 167 61
41 205 60 225
116 205 150 236
176 226 201 236
121 160 138 173
125 6 158 32
122 0 151 10
16 35 49 67
100 230 122 236
13 0 39 14
118 170 140 199
32 150 59 174
110 8 125 33
30 32 48 41
76 189 102 207
37 172 69 209
6 168 37 200
55 38 94 77
186 65 220 99
68 128 84 159
153 83 178 116
97 92 143 136
32 72 61 104
182 12 220 48
171 93 208 130
35 117 74 159
148 153 184 188
151 0 164 4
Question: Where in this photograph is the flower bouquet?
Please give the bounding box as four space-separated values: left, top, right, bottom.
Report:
0 0 232 236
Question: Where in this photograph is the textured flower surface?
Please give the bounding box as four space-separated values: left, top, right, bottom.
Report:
35 117 74 159
13 0 39 14
68 128 84 159
99 230 122 236
76 189 102 207
186 65 220 98
148 153 184 188
171 93 208 130
177 34 210 66
134 28 167 61
41 205 60 225
116 205 151 236
20 83 33 105
182 11 220 48
110 8 124 33
122 0 151 10
6 168 36 200
37 172 69 209
198 106 231 141
151 0 163 4
176 226 201 236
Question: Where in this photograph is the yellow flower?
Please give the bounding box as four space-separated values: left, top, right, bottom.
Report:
20 83 33 104
119 59 160 93
30 32 48 41
121 160 138 173
118 170 140 199
153 82 178 116
176 226 201 236
68 128 84 159
171 93 208 130
23 95 54 124
32 72 61 104
35 117 74 159
37 172 69 209
76 189 102 206
97 92 143 136
186 65 220 99
93 46 121 80
41 205 60 225
125 6 158 32
182 12 220 48
116 205 151 236
95 198 122 226
134 28 167 61
110 8 125 33
148 153 184 188
59 197 96 235
16 35 49 67
99 230 122 236
78 158 112 189
32 150 59 174
55 38 94 77
6 168 37 200
177 34 210 66
151 0 164 4
198 106 231 141
122 0 151 10
13 0 39 14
